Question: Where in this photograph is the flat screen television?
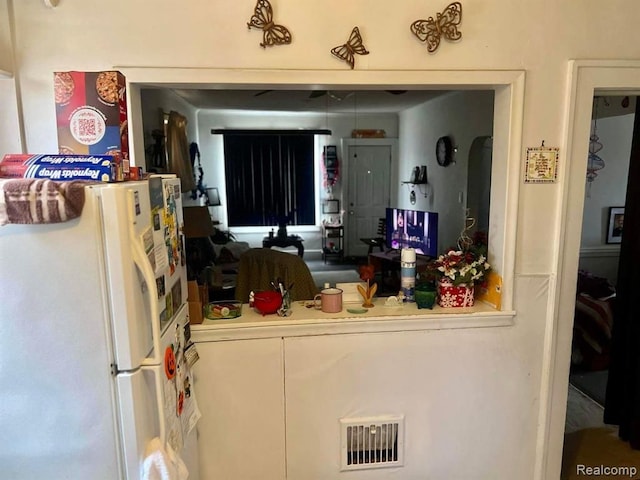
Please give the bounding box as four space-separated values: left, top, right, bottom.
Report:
385 207 438 257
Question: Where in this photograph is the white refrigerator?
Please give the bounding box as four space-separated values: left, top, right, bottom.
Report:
0 175 200 479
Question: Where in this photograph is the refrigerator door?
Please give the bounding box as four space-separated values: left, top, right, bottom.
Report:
116 304 198 480
148 176 188 336
100 176 187 370
100 181 158 371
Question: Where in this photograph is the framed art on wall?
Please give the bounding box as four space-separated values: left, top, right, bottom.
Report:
606 206 624 244
524 146 559 183
323 199 340 214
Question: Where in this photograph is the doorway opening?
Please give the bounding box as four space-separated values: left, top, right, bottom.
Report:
564 95 633 438
547 60 640 480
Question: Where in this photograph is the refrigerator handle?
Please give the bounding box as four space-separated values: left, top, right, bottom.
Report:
153 366 167 443
127 190 162 366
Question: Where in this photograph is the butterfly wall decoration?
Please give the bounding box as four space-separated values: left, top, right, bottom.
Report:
247 0 292 48
410 2 462 53
331 26 369 69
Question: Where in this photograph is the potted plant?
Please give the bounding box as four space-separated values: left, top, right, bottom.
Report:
425 233 491 307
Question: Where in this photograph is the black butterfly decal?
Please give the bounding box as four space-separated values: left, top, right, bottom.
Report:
247 0 292 48
410 2 462 53
331 26 369 69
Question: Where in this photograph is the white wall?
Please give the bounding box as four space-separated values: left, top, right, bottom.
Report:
195 109 398 252
578 108 632 282
581 112 632 246
0 78 22 154
5 1 640 478
0 0 13 74
399 91 494 251
197 109 398 212
140 88 200 152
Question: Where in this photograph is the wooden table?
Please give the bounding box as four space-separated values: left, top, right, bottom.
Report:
263 235 305 257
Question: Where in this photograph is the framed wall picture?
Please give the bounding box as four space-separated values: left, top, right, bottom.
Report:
606 206 625 244
524 146 559 183
323 199 340 214
324 145 338 168
324 145 337 157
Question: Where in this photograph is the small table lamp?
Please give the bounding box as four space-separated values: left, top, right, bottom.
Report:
205 187 221 224
183 206 216 239
206 188 221 207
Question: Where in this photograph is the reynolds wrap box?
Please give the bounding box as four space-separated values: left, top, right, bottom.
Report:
0 154 121 182
53 71 129 177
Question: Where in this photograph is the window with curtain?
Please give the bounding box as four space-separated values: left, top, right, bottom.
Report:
223 133 316 227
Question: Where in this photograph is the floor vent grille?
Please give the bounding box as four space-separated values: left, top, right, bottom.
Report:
340 415 404 471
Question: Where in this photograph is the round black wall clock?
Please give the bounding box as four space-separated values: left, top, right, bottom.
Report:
436 136 453 166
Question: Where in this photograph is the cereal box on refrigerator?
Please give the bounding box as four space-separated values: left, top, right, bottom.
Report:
53 71 130 180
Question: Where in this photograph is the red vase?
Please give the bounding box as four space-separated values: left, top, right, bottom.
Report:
437 280 475 307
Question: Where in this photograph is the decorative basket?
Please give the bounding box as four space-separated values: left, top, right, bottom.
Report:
437 280 475 308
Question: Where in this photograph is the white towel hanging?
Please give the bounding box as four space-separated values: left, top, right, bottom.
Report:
142 437 189 480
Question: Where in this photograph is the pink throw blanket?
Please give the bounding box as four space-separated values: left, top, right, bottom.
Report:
0 178 90 225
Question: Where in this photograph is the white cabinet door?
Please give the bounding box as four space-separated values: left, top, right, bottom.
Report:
194 338 286 480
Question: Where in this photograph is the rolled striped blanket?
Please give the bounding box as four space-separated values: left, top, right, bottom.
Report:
0 179 90 225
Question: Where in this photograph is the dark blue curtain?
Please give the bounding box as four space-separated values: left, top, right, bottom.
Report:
223 134 315 227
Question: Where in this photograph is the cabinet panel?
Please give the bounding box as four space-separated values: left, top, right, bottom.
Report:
194 338 285 480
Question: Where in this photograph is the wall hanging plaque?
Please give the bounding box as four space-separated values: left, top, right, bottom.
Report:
410 1 463 53
247 0 292 48
331 26 369 69
524 146 559 183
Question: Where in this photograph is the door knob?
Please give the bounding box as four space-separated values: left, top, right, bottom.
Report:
349 210 354 215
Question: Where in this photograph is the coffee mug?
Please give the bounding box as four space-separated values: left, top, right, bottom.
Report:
313 287 343 313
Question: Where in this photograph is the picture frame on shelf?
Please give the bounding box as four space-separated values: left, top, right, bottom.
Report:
323 199 340 214
606 206 624 244
324 145 338 168
324 145 337 157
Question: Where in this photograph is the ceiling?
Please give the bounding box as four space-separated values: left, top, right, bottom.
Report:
167 88 450 114
159 89 639 117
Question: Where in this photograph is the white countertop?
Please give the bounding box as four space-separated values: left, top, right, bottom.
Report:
190 298 516 342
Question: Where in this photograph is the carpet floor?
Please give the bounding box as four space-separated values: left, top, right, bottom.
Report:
305 258 364 288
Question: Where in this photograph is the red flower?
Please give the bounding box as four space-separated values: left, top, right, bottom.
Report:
359 264 376 282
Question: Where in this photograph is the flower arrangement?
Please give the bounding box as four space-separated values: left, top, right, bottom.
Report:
426 233 491 287
357 264 377 308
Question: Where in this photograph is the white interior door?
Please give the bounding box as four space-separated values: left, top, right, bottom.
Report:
345 144 392 256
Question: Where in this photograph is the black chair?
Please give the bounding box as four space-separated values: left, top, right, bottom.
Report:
360 218 386 254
